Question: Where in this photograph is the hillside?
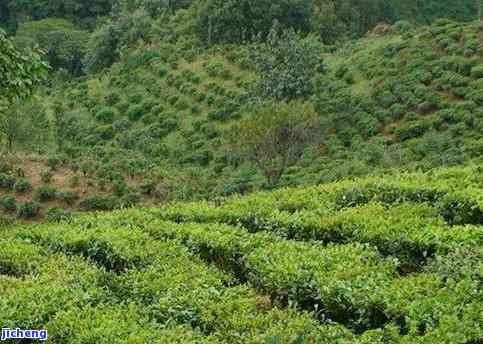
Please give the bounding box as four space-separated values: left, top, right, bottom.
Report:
1 1 482 343
1 18 482 221
1 163 481 342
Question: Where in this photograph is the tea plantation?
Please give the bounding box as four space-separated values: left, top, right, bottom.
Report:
1 1 482 341
1 163 481 343
1 18 483 220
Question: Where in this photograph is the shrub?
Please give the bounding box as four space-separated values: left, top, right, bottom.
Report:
393 21 412 33
57 191 77 205
470 65 483 79
96 107 118 123
0 173 16 190
378 91 396 108
68 174 80 188
13 179 31 193
40 170 54 184
0 162 11 174
47 156 63 170
112 180 127 197
120 192 141 208
96 125 115 140
140 180 156 195
113 118 132 132
36 186 58 202
45 207 72 223
0 215 15 227
395 123 429 141
17 201 40 219
159 67 168 77
80 195 118 211
204 61 231 79
127 104 145 121
390 103 407 120
105 92 121 106
0 195 17 212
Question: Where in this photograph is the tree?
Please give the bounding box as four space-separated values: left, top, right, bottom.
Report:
196 0 313 44
116 0 194 16
0 102 49 152
390 0 478 24
225 101 320 187
251 26 323 101
0 29 48 102
15 18 88 76
5 0 113 26
1 30 48 152
83 22 120 74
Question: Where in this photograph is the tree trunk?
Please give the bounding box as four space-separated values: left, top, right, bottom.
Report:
7 135 13 152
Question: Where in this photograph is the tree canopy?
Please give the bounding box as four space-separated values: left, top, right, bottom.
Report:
0 29 48 103
251 26 323 101
225 101 320 187
196 0 313 44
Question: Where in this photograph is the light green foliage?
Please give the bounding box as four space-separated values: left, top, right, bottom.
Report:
226 101 320 187
1 163 481 341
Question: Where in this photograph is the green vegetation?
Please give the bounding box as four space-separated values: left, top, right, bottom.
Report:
1 164 481 342
2 16 482 218
0 1 482 341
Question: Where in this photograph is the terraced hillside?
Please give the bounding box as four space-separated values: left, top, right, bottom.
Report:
1 164 481 343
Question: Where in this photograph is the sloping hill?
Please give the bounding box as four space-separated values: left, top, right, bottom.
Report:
1 19 482 221
1 163 481 342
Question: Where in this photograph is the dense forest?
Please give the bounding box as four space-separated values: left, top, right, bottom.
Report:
0 1 482 343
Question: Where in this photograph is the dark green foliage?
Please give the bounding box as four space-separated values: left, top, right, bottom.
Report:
36 186 58 202
57 191 77 205
139 180 156 195
79 195 118 211
0 195 17 212
471 65 483 79
127 104 145 121
5 0 112 24
196 0 313 44
83 23 120 73
14 18 88 75
47 155 62 170
95 107 118 123
120 191 141 208
16 201 40 218
13 179 31 193
251 27 322 101
45 206 72 222
40 169 54 183
0 173 16 189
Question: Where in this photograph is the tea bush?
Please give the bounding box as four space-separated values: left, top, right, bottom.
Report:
16 201 40 219
36 186 58 202
45 207 72 223
0 173 16 190
0 195 17 212
13 179 31 193
79 195 118 211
